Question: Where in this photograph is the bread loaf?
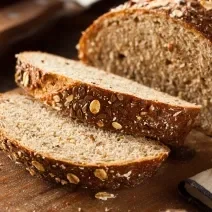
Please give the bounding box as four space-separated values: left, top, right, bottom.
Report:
15 52 201 146
78 0 212 135
0 91 169 190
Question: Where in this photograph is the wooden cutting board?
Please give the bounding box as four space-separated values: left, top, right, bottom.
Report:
0 128 211 212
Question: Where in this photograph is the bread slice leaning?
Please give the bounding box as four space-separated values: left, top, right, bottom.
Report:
15 52 200 146
0 90 169 190
78 0 212 136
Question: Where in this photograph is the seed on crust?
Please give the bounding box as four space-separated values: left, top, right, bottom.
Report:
66 95 74 103
70 108 76 118
22 72 29 87
97 120 104 128
94 169 108 181
60 164 66 170
17 151 24 158
173 111 182 117
117 94 124 101
89 100 101 114
32 161 45 172
62 90 68 98
49 173 55 178
95 192 116 201
149 105 155 111
55 177 61 183
140 112 148 116
78 86 86 97
110 94 117 103
67 173 80 184
77 109 83 119
61 180 68 185
11 152 18 161
199 0 212 10
53 95 61 103
0 142 8 151
73 102 79 111
136 116 142 120
82 103 88 113
84 95 94 101
26 167 36 176
187 119 193 127
112 122 122 130
170 9 183 18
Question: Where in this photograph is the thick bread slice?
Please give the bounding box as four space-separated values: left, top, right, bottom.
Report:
78 0 212 136
0 91 169 190
15 52 200 146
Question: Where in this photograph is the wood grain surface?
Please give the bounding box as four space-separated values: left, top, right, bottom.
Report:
0 130 211 212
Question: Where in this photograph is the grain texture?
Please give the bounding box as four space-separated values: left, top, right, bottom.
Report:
0 91 169 190
15 52 201 146
78 0 212 136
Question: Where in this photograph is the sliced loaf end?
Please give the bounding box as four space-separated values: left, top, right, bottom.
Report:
15 52 201 146
0 91 169 190
78 2 211 135
15 51 201 109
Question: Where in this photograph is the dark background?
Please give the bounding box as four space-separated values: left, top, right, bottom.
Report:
0 0 123 92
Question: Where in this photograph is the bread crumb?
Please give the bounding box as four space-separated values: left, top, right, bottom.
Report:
95 192 116 201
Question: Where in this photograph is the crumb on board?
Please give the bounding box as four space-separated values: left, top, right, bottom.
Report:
95 192 116 201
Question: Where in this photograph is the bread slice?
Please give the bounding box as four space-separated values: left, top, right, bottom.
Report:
15 52 200 146
78 0 212 136
0 91 169 190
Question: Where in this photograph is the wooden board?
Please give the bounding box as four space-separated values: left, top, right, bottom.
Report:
0 130 211 212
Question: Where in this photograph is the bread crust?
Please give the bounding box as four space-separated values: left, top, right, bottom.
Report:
79 0 212 64
114 0 212 41
78 0 211 136
0 128 168 190
15 52 200 146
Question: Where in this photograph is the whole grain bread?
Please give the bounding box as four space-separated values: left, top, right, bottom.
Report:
15 52 200 146
0 90 169 190
78 0 212 136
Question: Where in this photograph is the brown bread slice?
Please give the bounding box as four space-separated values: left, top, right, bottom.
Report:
15 52 200 146
0 91 169 190
78 0 212 136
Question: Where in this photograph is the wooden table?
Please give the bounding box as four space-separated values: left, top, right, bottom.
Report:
0 1 211 211
0 130 211 211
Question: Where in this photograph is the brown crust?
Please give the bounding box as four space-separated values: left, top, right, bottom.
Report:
115 0 212 41
0 129 168 190
15 54 200 146
79 0 212 64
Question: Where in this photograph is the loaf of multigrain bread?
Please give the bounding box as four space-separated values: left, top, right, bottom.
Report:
15 52 200 146
0 91 169 190
78 0 212 136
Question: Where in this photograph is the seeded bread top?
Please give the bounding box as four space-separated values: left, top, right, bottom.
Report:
0 93 169 166
16 52 200 108
113 0 212 42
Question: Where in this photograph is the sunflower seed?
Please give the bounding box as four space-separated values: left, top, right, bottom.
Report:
67 173 80 184
89 100 101 114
